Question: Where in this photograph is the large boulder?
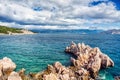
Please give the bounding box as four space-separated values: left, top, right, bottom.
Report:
0 57 16 80
0 57 16 72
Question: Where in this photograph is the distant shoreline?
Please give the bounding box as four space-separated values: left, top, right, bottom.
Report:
0 25 36 35
0 29 35 35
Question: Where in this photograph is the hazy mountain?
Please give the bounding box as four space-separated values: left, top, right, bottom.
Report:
31 29 103 34
101 29 120 34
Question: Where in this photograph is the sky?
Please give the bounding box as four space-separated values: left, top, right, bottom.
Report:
0 0 120 30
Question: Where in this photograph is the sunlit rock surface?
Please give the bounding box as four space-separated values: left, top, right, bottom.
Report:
65 42 114 79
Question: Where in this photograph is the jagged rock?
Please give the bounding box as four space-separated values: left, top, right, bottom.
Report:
59 74 69 80
43 73 58 80
115 76 120 80
8 71 22 80
53 62 69 75
47 64 56 73
65 42 114 79
18 68 30 80
100 54 114 68
42 42 114 80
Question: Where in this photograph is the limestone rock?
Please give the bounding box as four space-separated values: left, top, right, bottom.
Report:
100 54 114 68
0 57 16 80
65 42 114 79
8 71 22 80
0 57 16 72
43 73 58 80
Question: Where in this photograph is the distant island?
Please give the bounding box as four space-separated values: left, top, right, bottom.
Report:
102 29 120 34
0 25 35 35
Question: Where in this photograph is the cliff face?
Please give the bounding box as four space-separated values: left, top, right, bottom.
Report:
0 42 114 80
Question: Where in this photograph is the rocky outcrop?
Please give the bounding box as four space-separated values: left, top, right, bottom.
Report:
65 41 114 79
42 61 94 80
42 41 114 80
0 42 114 80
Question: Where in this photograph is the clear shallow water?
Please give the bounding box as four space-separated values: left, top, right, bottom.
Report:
0 33 120 80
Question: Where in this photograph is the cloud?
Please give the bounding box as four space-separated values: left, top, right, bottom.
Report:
0 0 120 30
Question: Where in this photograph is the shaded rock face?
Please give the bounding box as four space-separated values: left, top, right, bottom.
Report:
115 76 120 80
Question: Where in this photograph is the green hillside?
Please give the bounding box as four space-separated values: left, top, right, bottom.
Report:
0 25 23 34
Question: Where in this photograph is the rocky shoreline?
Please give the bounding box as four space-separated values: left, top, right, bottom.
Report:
0 42 116 80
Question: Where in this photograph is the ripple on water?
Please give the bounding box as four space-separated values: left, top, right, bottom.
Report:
0 33 120 79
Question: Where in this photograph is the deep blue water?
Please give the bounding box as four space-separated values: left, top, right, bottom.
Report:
0 33 120 80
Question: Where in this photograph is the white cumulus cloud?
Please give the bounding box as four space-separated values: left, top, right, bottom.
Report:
0 0 120 30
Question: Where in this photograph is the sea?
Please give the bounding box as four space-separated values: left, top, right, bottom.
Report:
0 30 120 80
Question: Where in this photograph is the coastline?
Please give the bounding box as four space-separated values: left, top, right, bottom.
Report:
0 30 35 35
0 42 115 80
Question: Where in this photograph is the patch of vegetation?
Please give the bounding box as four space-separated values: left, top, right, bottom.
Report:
0 25 23 34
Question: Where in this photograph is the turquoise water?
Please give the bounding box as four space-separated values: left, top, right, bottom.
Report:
0 33 120 80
